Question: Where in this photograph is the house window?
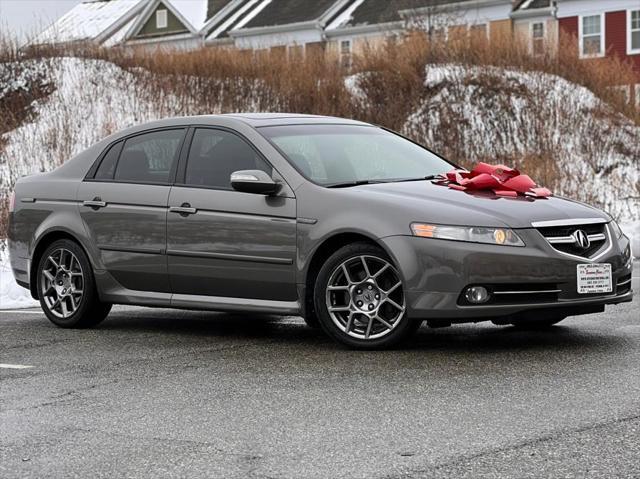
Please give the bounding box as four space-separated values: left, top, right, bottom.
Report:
611 85 631 104
531 22 545 56
340 40 352 69
636 84 640 108
629 10 640 54
156 9 168 29
579 14 604 58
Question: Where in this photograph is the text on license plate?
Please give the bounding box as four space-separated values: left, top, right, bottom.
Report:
577 263 612 294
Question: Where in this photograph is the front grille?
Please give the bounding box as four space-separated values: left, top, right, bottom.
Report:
536 222 608 259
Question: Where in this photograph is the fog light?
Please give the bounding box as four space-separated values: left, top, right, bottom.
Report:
465 286 490 304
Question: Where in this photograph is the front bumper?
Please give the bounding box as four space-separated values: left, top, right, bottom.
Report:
380 228 633 321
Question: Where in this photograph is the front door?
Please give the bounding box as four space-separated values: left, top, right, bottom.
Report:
167 127 297 300
78 128 186 292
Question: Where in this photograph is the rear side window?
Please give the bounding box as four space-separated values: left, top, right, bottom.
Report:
114 129 185 184
184 128 272 189
94 141 123 180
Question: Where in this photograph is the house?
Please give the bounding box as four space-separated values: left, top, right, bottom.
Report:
31 0 146 47
227 0 353 55
124 0 250 50
325 0 515 68
511 0 559 57
555 0 640 106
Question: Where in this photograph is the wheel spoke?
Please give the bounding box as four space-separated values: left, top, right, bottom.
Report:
374 314 394 330
360 256 371 278
365 316 373 339
328 305 351 312
43 270 55 282
384 298 404 312
373 264 389 278
328 285 349 291
384 281 402 295
341 264 353 285
344 313 354 333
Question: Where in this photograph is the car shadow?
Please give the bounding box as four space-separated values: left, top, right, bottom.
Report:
92 308 627 356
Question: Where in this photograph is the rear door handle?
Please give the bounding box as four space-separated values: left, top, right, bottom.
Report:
169 204 197 216
83 198 106 209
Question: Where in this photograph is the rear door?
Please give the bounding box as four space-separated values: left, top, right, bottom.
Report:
166 127 297 300
78 128 186 292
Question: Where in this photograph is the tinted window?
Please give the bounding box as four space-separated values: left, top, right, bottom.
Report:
260 125 452 186
94 141 123 180
184 128 272 189
114 129 185 184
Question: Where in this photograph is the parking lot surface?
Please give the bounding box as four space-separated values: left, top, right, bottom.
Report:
1 265 639 478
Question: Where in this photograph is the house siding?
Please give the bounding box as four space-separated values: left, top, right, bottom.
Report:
135 4 189 38
559 11 640 78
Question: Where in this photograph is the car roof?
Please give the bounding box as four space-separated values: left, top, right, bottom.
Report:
220 113 371 127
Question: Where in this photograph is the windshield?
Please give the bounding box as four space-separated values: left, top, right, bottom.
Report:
259 124 453 186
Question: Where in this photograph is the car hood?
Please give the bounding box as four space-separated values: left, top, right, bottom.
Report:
348 181 609 229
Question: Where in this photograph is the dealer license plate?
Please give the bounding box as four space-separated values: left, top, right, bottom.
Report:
577 263 612 294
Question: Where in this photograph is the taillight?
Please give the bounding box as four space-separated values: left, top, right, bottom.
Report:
8 191 15 212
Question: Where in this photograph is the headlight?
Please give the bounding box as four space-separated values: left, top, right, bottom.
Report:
411 223 525 247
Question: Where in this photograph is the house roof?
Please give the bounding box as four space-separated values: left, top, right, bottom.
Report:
239 0 342 29
206 0 236 19
33 0 145 45
163 0 210 31
206 0 267 40
514 0 552 10
327 0 500 30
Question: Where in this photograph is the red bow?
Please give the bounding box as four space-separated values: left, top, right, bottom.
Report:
435 162 552 198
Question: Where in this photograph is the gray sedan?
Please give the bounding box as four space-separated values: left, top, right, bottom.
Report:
7 114 634 348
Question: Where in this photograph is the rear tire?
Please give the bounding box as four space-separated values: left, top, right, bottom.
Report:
314 242 420 349
37 239 111 328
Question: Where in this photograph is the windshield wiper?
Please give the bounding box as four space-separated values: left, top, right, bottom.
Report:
392 174 443 183
326 180 386 188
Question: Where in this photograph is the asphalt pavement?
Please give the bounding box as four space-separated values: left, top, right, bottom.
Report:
1 264 639 478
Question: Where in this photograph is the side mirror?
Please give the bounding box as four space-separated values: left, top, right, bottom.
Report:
230 170 280 195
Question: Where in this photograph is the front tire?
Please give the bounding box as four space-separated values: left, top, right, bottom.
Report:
37 239 111 328
314 242 420 349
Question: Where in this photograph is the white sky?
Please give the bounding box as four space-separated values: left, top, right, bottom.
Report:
0 0 81 42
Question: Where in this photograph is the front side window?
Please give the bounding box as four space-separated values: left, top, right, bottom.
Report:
156 9 168 29
580 14 604 57
629 10 640 54
531 22 545 56
260 125 452 186
114 129 184 184
184 129 272 189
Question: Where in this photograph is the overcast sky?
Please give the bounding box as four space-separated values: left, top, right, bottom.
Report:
0 0 81 42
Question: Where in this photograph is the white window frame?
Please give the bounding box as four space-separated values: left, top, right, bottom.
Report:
610 85 631 104
628 9 640 55
578 13 605 59
636 84 640 108
530 21 545 56
156 9 168 29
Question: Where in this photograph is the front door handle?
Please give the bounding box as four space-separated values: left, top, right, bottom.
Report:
169 203 197 216
83 198 106 209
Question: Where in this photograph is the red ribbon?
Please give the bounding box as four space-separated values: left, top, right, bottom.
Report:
435 162 552 198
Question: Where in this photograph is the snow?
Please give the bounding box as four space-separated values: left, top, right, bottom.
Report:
167 0 210 32
326 0 365 30
402 64 640 224
33 0 144 45
0 241 38 310
621 220 640 258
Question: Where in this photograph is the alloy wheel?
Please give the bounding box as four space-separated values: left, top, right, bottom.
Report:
325 255 406 340
39 248 85 319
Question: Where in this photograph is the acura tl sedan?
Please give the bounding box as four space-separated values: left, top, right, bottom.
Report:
8 114 634 349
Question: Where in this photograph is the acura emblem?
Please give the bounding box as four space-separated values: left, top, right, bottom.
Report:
573 230 590 249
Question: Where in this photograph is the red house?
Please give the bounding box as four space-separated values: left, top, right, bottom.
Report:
558 0 640 105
